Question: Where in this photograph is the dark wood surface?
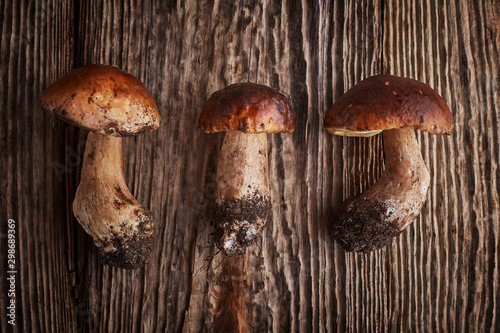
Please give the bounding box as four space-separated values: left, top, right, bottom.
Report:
1 0 499 332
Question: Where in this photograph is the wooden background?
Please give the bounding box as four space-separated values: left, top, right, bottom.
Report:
1 0 499 331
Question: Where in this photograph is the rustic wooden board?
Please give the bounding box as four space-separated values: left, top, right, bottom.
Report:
1 0 499 332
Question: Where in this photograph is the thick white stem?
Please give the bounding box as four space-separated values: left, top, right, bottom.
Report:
73 132 153 269
215 131 271 256
335 128 430 252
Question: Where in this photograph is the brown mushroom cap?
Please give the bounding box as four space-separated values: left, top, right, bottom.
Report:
324 75 453 136
40 64 160 136
199 83 295 134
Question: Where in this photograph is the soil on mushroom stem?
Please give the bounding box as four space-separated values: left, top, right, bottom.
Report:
333 197 402 252
214 193 271 256
99 208 154 269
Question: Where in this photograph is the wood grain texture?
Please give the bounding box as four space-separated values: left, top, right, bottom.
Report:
1 0 499 332
0 0 79 331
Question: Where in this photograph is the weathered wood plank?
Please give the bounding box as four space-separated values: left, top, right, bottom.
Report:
1 0 499 332
382 0 500 331
0 0 77 331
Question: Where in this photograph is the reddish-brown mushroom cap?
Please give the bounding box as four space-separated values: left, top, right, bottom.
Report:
324 75 454 136
199 83 295 134
40 64 160 136
41 65 160 269
199 83 294 255
325 74 454 252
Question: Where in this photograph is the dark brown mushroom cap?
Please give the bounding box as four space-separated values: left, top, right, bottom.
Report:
40 64 160 136
199 83 295 134
324 75 454 135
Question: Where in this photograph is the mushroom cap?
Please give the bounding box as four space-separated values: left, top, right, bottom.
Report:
199 83 295 134
40 64 160 136
324 75 453 136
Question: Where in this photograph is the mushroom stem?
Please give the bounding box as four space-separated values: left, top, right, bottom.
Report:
215 131 271 256
73 132 153 269
334 128 430 252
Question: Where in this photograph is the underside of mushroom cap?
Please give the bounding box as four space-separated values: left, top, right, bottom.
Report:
199 82 295 134
40 64 160 136
324 75 454 136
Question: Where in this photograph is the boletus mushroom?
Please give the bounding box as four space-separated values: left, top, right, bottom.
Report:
41 64 160 268
324 74 453 252
199 83 295 256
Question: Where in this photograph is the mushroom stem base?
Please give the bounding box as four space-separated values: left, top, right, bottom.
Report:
215 131 270 256
73 132 153 269
334 128 430 252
